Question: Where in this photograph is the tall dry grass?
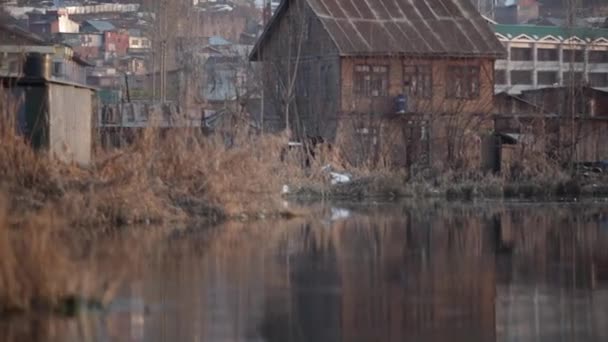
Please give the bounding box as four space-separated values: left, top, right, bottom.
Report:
0 85 299 223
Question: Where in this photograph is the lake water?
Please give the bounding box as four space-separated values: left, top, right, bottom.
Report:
2 200 608 341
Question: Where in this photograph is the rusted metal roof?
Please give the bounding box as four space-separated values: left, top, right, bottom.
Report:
251 0 506 59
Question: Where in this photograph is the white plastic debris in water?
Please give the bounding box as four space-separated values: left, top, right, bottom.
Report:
321 164 352 185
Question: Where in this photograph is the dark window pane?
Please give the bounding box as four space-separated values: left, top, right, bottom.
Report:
511 70 532 85
537 48 559 61
495 69 506 85
562 71 584 84
538 71 558 85
563 50 584 63
589 73 608 87
589 51 608 63
511 47 533 61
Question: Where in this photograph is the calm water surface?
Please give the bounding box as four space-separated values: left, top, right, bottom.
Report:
3 200 608 341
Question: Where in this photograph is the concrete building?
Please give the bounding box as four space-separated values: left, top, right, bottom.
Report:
494 24 608 94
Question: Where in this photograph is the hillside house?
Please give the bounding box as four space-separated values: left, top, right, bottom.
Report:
55 32 104 61
0 24 91 84
250 0 504 169
27 9 80 37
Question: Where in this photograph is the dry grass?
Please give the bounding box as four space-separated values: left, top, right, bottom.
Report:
0 86 297 223
0 83 595 225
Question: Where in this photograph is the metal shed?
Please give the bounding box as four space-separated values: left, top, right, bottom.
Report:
1 75 95 165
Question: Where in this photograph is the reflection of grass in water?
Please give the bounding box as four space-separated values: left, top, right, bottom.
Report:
0 197 153 316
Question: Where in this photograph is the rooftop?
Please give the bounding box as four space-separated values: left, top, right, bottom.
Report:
82 20 116 32
495 24 608 40
252 0 505 59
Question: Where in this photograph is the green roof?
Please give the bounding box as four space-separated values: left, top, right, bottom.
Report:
494 24 608 41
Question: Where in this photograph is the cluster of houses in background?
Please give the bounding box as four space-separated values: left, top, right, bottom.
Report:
1 0 608 173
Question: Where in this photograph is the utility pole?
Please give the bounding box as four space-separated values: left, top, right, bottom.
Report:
566 0 579 171
260 0 272 133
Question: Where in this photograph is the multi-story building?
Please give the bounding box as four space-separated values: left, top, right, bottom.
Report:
494 24 608 94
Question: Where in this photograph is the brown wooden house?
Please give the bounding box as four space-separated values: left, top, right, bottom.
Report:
250 0 505 169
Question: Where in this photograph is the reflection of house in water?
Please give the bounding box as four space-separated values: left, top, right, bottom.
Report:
494 208 608 341
261 205 608 342
259 208 498 342
104 204 608 342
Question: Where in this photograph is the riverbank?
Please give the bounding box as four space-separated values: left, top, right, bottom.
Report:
285 171 608 202
4 128 608 226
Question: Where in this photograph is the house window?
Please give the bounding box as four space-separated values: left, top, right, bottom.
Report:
132 39 140 46
538 71 558 85
446 65 480 99
537 48 559 61
495 69 506 85
511 70 532 85
589 51 608 63
511 47 533 61
403 65 432 98
354 64 388 97
563 49 584 63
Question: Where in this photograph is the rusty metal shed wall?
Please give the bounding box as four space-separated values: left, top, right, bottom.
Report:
48 83 93 165
251 0 506 59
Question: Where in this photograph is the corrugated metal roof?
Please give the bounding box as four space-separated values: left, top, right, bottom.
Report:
83 20 116 32
251 0 505 59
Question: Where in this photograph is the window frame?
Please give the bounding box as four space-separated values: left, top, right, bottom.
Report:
353 64 389 97
403 64 432 99
446 65 480 100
